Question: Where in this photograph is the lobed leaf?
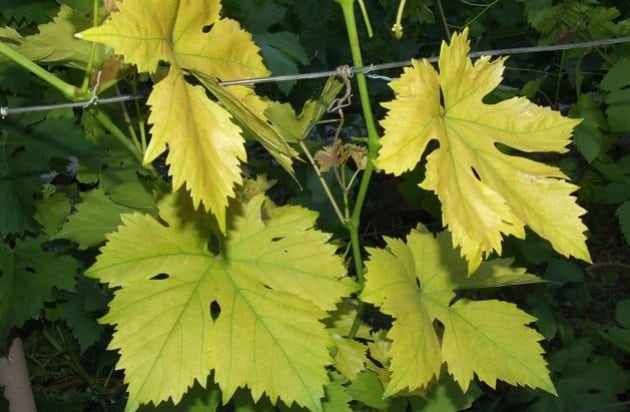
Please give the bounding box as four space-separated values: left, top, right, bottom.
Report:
362 227 554 396
377 28 590 271
77 0 277 232
87 191 355 411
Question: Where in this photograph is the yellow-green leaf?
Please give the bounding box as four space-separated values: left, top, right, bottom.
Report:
377 28 590 271
77 0 273 232
78 0 218 73
362 227 554 396
362 237 443 396
145 67 245 231
429 299 555 393
87 191 355 411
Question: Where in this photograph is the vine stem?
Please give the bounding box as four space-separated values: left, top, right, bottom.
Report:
298 140 346 225
88 108 144 164
0 42 80 100
335 0 381 339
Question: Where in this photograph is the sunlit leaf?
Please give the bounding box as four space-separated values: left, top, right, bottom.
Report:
377 28 589 271
87 191 355 411
362 226 554 395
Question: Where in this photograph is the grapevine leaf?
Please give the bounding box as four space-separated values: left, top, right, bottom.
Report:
34 190 71 236
17 5 108 70
346 371 389 410
145 67 245 231
362 227 554 396
87 191 355 411
0 115 100 236
54 189 135 249
0 237 78 342
361 237 443 395
322 372 353 412
376 28 589 271
77 0 216 74
616 201 630 245
77 0 284 231
199 78 297 176
331 335 369 381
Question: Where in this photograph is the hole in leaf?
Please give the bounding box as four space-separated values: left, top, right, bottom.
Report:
202 24 213 33
150 273 169 280
25 267 35 274
271 237 284 243
10 145 25 158
415 277 421 289
439 87 445 108
210 300 221 320
471 167 481 181
208 233 220 255
263 284 272 290
433 319 444 340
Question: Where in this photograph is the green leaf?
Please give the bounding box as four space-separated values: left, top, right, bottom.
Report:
616 201 630 246
346 370 389 410
0 237 78 342
0 115 99 235
601 58 630 133
376 28 589 271
615 299 630 329
256 31 309 94
0 0 58 24
322 372 352 412
544 258 585 283
60 276 108 352
362 227 555 396
34 189 72 236
17 5 108 70
87 191 355 411
412 371 482 412
572 94 606 163
54 189 135 249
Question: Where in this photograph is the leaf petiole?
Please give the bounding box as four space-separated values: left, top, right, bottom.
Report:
0 42 81 100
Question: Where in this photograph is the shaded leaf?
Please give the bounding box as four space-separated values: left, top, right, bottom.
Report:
54 189 135 249
0 237 78 342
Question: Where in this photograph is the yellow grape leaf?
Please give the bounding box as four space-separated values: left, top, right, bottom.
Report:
331 335 369 381
87 191 356 411
145 67 245 228
199 79 298 175
361 226 554 396
77 0 273 232
377 28 590 271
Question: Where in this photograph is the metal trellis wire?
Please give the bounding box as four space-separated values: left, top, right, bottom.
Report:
1 35 629 119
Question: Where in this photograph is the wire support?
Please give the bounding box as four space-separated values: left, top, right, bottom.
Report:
1 35 629 118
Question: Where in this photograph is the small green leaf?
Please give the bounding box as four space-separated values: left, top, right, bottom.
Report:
615 299 630 329
346 371 388 410
615 201 630 246
55 189 134 249
34 190 71 236
0 237 78 342
544 258 585 283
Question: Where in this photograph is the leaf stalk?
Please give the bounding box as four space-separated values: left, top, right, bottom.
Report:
0 42 80 100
